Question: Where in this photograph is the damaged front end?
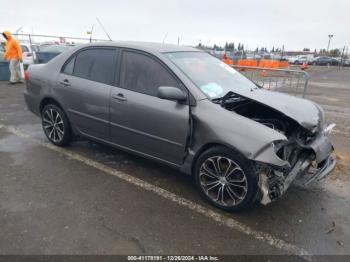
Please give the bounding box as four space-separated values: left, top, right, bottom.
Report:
215 91 336 205
257 139 336 205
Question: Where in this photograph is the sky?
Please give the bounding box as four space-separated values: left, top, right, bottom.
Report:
0 0 349 51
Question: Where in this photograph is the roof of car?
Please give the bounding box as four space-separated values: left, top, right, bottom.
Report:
85 41 200 53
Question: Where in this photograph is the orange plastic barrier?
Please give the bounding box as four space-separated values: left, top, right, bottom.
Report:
223 58 289 69
237 59 258 67
259 59 277 68
222 58 234 66
259 60 290 69
279 61 290 68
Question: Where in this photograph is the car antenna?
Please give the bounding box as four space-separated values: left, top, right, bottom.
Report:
96 17 112 41
162 32 168 44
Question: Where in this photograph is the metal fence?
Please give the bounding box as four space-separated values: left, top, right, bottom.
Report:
232 65 309 98
11 33 108 46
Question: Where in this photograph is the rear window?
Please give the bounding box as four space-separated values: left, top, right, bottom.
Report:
31 45 40 52
40 45 69 53
62 56 75 75
72 48 116 85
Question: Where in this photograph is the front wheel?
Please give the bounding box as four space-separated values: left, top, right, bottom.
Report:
194 146 258 212
41 104 71 146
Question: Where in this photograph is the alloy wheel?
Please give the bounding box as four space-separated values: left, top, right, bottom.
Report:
199 156 248 207
42 108 65 143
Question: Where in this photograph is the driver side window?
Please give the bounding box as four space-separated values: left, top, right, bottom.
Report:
120 51 180 97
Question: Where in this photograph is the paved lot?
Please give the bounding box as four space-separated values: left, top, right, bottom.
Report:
0 66 349 257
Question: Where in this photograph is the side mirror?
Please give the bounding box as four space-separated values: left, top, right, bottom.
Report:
157 86 187 101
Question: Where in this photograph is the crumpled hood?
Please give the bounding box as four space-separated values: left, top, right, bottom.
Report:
231 88 322 131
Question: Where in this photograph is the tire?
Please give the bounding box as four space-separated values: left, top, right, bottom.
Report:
194 146 258 212
313 62 317 66
294 61 299 65
41 104 72 146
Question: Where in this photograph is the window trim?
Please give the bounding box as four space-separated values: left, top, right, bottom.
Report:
118 48 191 100
62 55 76 75
60 46 119 86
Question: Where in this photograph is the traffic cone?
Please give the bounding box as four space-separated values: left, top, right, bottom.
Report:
301 62 308 70
260 70 268 77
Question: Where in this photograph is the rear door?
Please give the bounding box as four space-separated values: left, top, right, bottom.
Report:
109 50 190 165
56 47 117 139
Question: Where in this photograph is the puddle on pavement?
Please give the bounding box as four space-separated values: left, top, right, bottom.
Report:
0 132 34 166
17 123 45 140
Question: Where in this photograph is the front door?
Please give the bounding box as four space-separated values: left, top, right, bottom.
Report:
110 50 189 165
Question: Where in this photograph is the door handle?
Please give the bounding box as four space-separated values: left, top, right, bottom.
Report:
59 79 71 86
112 93 127 101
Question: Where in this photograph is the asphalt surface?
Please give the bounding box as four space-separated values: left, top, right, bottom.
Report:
0 66 349 257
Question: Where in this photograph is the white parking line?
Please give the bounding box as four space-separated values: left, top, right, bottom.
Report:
2 125 311 259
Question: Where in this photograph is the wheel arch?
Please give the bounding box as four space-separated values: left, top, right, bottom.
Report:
190 142 247 176
39 97 65 114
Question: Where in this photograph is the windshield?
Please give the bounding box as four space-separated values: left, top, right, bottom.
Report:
166 52 256 99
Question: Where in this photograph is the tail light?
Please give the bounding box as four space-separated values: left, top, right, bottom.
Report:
24 70 29 81
26 52 33 57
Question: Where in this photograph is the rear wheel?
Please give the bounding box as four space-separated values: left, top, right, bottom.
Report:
41 104 71 146
194 146 258 212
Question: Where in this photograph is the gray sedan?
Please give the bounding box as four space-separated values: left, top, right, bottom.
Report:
24 42 336 211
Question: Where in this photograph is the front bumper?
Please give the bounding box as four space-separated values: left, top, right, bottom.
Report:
303 155 336 185
259 132 336 205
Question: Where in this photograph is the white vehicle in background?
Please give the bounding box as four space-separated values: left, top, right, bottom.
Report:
20 43 40 69
287 55 314 65
286 56 298 64
294 55 310 65
344 58 350 67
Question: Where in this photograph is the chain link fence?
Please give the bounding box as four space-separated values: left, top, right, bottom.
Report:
233 65 309 97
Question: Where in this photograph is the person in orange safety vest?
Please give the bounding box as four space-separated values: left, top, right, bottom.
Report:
2 31 23 84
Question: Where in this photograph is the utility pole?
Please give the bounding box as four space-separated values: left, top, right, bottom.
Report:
88 24 94 43
327 34 334 54
340 46 346 68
